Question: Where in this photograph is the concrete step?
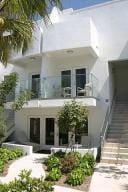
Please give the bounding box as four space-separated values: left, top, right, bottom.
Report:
104 142 128 148
102 152 128 159
113 111 128 114
103 147 128 153
107 138 128 143
112 117 128 120
101 158 128 165
111 120 128 124
107 133 128 138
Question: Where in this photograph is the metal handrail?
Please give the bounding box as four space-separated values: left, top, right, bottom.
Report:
100 92 116 154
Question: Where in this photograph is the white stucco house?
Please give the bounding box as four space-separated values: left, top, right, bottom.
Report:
2 0 128 161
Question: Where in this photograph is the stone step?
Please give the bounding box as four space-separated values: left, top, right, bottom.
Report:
104 142 128 148
109 130 128 133
109 125 128 129
113 112 128 115
102 152 128 159
103 147 128 153
112 117 128 120
107 138 128 142
101 158 128 165
107 133 128 138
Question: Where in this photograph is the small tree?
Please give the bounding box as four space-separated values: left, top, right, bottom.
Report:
0 73 32 142
58 100 88 149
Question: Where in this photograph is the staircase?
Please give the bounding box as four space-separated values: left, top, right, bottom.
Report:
101 101 128 164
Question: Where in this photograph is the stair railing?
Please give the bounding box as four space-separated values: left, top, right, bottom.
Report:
100 92 116 156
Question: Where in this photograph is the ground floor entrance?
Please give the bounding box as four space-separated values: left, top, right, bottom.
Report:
109 60 128 101
28 116 88 148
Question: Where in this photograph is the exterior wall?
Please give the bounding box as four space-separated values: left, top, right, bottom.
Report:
15 105 105 148
2 0 128 148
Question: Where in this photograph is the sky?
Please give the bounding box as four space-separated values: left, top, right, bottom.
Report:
61 0 112 10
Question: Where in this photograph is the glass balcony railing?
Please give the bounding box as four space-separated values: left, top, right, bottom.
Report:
7 73 99 101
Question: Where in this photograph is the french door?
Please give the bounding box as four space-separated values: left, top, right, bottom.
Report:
45 118 55 145
30 118 40 144
76 68 86 96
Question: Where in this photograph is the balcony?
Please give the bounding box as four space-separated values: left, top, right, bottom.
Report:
43 17 99 57
6 73 99 108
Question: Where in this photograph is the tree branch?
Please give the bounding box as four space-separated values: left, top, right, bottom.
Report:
0 0 6 11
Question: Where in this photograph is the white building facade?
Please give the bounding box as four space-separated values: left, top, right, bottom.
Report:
3 0 128 150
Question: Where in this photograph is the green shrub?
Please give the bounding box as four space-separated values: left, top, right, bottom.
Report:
0 147 23 162
0 161 5 173
0 170 54 192
46 168 61 181
53 151 65 159
61 153 78 173
82 153 95 169
46 155 61 171
66 168 85 186
78 153 95 176
0 147 23 174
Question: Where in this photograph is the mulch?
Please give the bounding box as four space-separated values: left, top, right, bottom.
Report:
0 160 14 177
56 175 92 192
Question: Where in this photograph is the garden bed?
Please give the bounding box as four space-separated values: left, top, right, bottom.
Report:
44 151 95 192
56 174 91 191
0 147 23 176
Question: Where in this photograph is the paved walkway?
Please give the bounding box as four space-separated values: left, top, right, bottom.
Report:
0 153 83 192
89 163 128 192
0 153 48 184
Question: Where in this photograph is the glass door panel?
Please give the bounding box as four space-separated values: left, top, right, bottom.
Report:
30 118 40 144
76 68 86 96
61 70 71 97
31 74 40 99
46 118 55 145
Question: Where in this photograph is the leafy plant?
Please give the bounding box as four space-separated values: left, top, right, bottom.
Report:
0 160 5 173
46 168 61 181
0 73 18 105
45 155 61 171
53 150 65 159
82 153 95 169
12 90 32 111
0 147 23 173
78 153 95 176
66 168 85 186
0 170 54 192
61 153 78 173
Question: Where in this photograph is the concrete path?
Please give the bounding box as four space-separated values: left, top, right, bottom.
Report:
0 153 48 184
89 163 128 192
0 153 83 192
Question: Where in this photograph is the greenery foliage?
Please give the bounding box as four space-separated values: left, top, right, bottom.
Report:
0 0 61 65
0 72 18 105
58 100 88 147
66 168 85 186
45 152 95 186
12 90 32 111
46 168 61 181
45 155 61 171
0 170 54 192
0 147 23 173
61 152 79 173
0 107 7 137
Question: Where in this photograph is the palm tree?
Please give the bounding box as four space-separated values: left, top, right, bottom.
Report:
0 0 61 65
